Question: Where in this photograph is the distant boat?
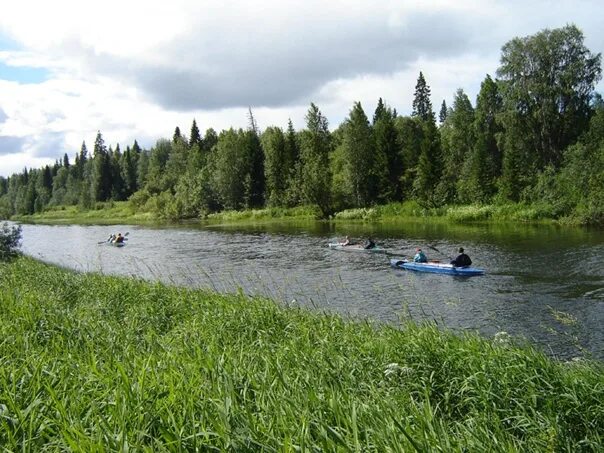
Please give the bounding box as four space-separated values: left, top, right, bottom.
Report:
390 258 485 276
105 241 126 248
328 243 386 254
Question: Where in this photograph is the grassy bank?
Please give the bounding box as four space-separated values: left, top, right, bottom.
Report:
1 257 602 451
10 200 575 227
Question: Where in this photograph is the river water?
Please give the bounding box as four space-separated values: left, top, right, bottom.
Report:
16 221 604 361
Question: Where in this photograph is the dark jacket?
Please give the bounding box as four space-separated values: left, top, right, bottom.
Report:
451 253 472 267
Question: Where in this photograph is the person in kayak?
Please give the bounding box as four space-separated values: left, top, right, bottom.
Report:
113 233 125 244
363 238 376 249
450 247 472 267
413 248 428 262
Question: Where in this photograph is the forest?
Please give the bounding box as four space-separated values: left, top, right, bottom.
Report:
1 25 603 224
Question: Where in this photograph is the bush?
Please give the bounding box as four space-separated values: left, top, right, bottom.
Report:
0 222 22 261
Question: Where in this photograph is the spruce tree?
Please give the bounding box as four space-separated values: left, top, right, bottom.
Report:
412 72 435 123
245 108 265 208
438 89 475 203
439 100 448 124
411 73 442 205
91 131 112 202
173 126 182 144
373 100 400 201
463 75 503 203
189 119 201 148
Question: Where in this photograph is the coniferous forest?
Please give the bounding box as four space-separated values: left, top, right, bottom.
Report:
1 25 603 224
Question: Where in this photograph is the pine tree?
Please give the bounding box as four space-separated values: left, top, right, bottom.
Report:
189 119 201 148
173 126 182 144
91 131 112 202
439 100 448 124
410 73 442 205
76 141 88 180
462 75 503 203
245 108 265 208
438 89 475 203
284 119 302 206
412 72 435 123
373 100 399 201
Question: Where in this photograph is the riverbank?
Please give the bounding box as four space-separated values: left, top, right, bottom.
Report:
9 200 574 227
1 256 602 450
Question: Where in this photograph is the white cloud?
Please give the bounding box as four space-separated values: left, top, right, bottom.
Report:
0 0 603 177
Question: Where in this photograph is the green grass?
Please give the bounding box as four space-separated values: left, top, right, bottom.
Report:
205 205 322 222
11 202 158 225
10 200 568 227
1 257 602 451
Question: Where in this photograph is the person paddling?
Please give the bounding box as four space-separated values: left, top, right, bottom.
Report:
450 247 472 267
113 233 125 244
413 248 428 263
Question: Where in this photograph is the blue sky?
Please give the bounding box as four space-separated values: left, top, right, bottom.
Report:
0 61 48 84
1 0 603 177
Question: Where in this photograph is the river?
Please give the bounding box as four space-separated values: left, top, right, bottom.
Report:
15 221 604 361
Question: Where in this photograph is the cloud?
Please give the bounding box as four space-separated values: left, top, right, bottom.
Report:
0 0 603 178
82 6 478 111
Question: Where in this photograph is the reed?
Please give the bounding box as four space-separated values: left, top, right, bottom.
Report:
1 257 602 451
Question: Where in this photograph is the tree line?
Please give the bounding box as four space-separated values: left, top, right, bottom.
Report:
1 25 603 224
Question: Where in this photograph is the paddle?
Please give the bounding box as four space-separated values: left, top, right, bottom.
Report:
427 243 452 260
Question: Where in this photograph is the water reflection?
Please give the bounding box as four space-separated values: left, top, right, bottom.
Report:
16 221 604 361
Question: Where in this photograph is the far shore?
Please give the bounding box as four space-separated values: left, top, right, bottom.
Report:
8 200 576 227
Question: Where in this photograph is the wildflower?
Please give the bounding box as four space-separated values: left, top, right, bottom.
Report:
493 331 511 345
384 362 413 377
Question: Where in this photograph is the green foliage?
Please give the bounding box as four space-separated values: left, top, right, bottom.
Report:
373 99 400 201
299 103 332 217
1 257 603 450
2 26 603 226
0 221 22 260
438 89 475 203
340 101 378 207
497 24 602 186
210 128 249 210
412 71 435 123
460 75 503 203
262 126 288 207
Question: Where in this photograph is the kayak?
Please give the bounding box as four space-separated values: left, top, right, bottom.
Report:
328 243 386 253
105 241 126 247
390 258 485 276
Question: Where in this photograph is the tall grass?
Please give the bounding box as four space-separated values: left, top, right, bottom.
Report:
1 257 602 451
11 199 586 226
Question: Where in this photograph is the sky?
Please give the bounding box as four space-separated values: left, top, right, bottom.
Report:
0 0 603 178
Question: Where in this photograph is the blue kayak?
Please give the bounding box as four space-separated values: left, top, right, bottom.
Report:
390 258 485 276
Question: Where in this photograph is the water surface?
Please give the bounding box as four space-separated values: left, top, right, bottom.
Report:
17 221 604 360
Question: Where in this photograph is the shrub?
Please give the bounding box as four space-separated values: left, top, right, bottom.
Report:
0 222 22 261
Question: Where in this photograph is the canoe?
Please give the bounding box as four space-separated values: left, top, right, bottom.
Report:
105 241 126 247
390 258 485 276
328 243 386 253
